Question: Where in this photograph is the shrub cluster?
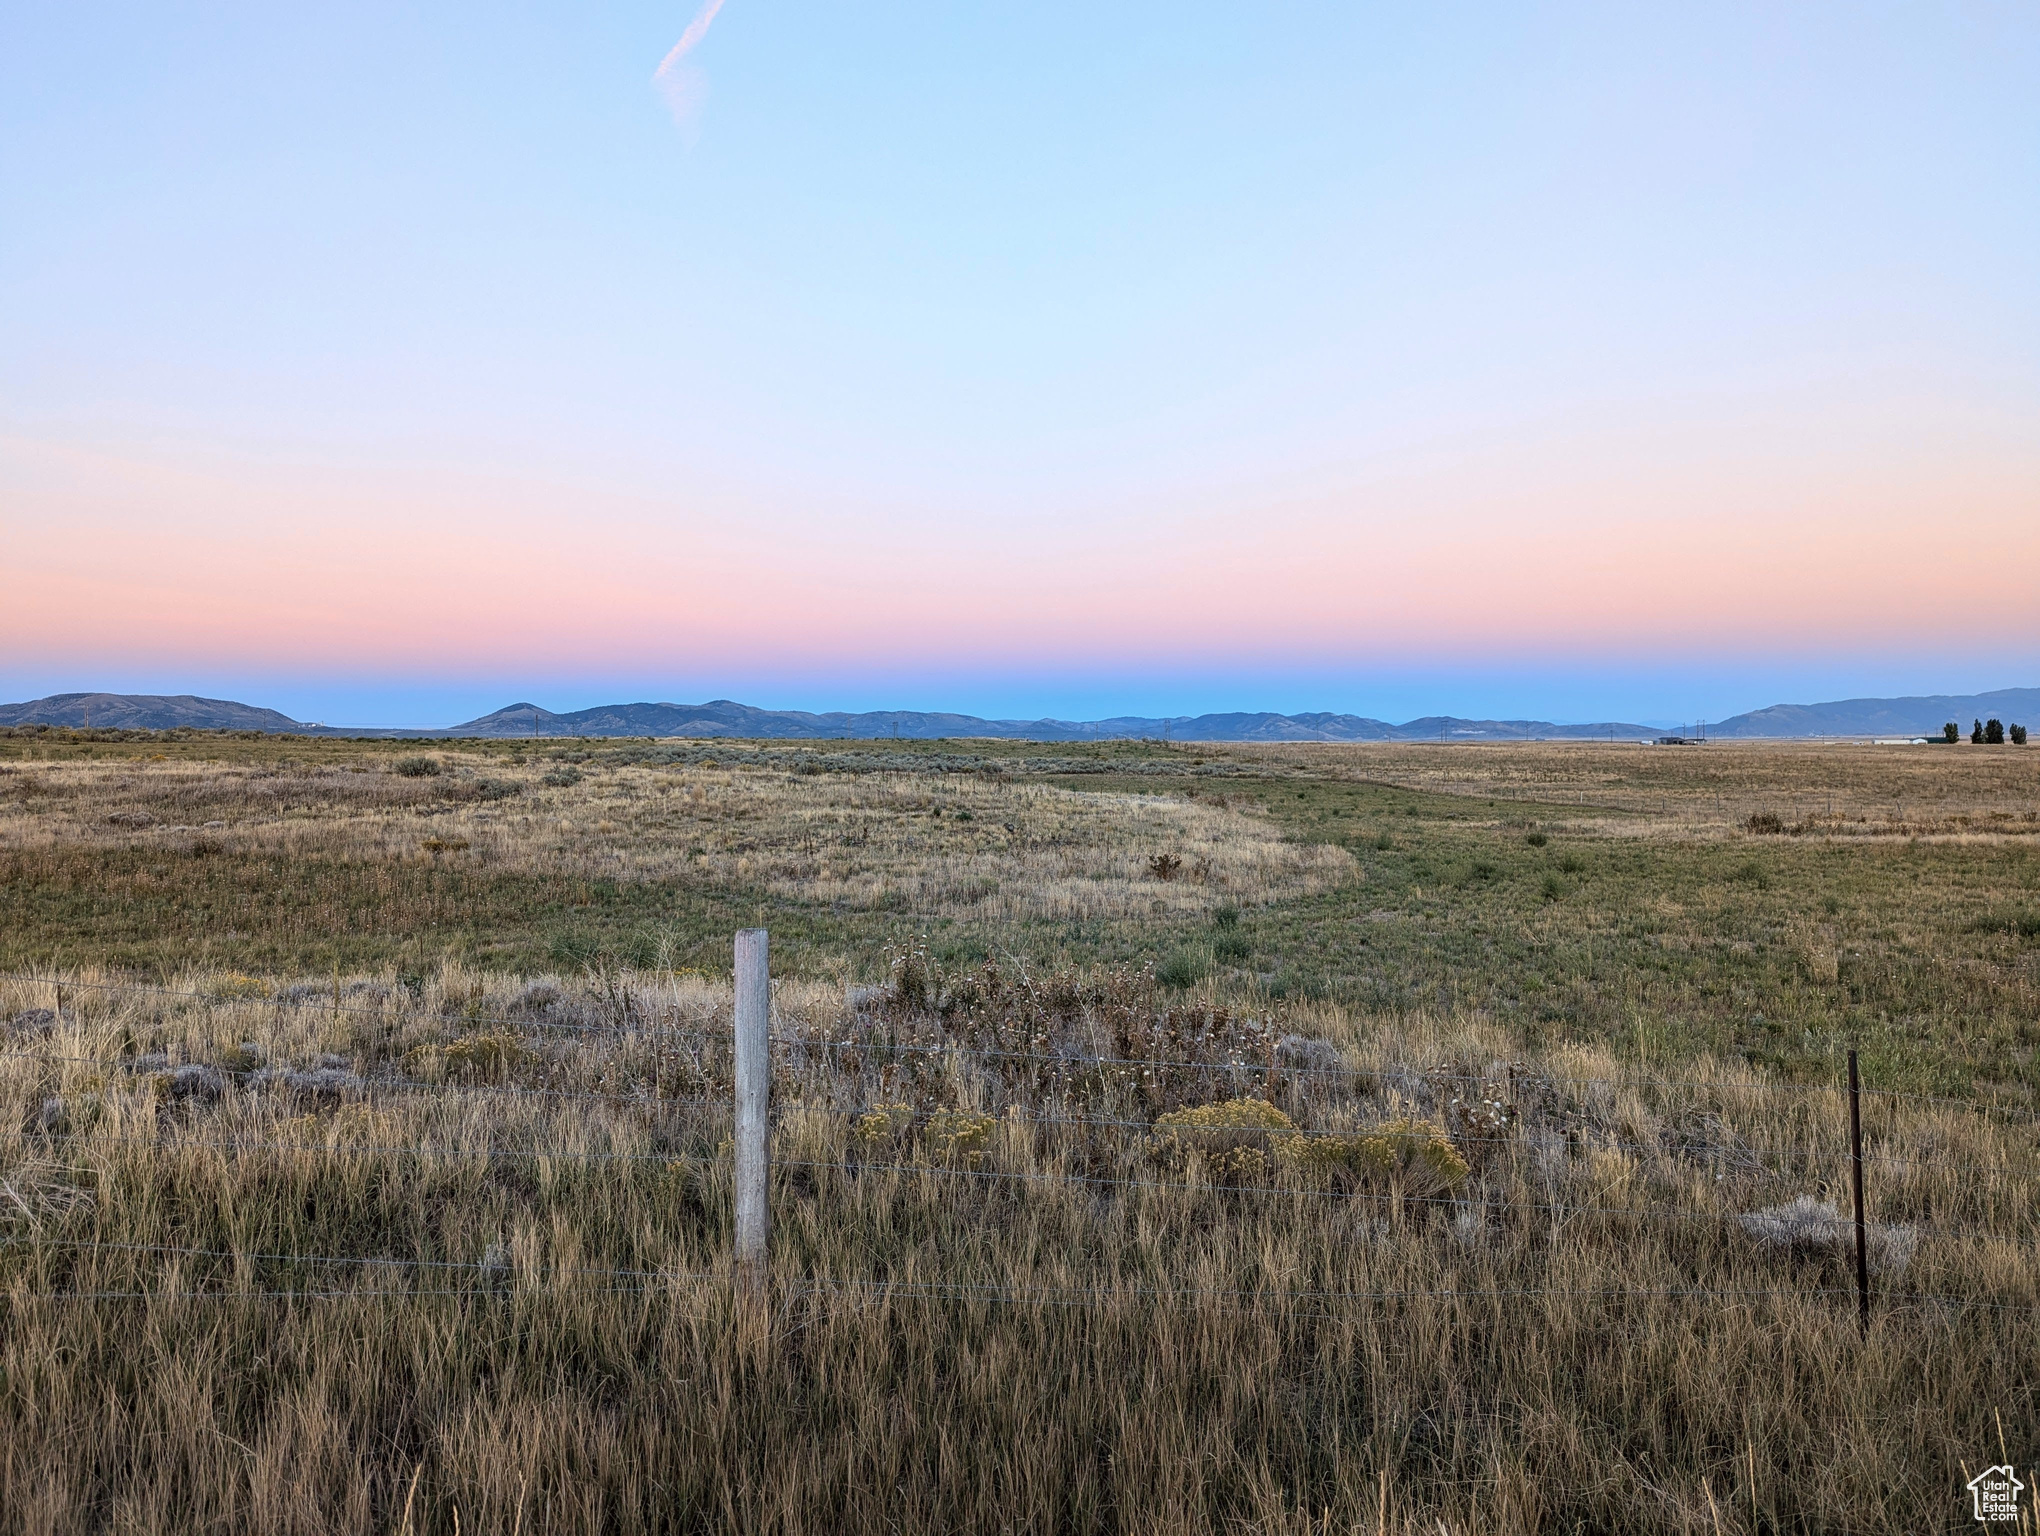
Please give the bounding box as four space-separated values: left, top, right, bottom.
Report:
865 947 1297 1116
848 1103 999 1165
1150 1096 1468 1193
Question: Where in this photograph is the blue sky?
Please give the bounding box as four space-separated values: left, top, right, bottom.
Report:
3 3 2035 727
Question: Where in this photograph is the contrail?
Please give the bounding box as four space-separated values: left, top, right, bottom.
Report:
655 0 727 84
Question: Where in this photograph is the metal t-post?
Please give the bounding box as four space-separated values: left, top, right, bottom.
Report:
734 928 771 1302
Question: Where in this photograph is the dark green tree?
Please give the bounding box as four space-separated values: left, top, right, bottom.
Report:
1985 718 2005 745
1943 721 1960 743
2013 724 2029 746
1971 719 1986 744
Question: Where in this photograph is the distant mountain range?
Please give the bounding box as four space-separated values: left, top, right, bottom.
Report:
1703 688 2040 739
2 687 2034 742
442 700 1667 742
0 692 1661 741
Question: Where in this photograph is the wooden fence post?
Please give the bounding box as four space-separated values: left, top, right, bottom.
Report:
734 929 771 1304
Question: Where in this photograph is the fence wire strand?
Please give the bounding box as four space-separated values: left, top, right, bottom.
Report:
1 971 2033 1324
6 971 2036 1120
2 1128 2000 1238
0 1047 1976 1173
1 1249 2028 1317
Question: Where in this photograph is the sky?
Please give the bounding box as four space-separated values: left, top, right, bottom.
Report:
3 2 2036 728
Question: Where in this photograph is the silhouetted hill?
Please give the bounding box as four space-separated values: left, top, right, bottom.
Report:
449 700 1406 741
444 699 1664 742
9 687 2027 742
0 693 306 731
1707 688 2040 738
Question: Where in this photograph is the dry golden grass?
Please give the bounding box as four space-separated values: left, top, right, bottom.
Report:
4 735 2036 1094
3 734 2038 1530
0 961 2034 1533
1224 738 2040 842
0 755 1351 926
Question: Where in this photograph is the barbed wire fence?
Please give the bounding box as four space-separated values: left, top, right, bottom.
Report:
0 942 2036 1324
7 968 2038 1117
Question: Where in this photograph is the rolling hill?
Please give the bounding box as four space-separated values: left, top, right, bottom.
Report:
444 700 1664 742
1706 687 2040 738
0 693 306 732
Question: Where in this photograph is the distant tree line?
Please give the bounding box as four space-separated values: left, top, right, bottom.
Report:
1943 719 2026 744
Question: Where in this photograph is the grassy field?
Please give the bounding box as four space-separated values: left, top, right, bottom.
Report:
1 728 2036 1532
4 729 2036 1096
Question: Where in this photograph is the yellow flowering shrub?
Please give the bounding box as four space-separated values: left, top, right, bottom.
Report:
924 1110 997 1165
1279 1117 1468 1196
1153 1096 1296 1182
852 1103 916 1146
1150 1099 1469 1195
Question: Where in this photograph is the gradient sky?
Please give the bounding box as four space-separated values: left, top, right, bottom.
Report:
4 3 2036 727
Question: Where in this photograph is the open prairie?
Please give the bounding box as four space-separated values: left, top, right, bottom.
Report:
1 730 2035 1532
6 731 2037 1093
